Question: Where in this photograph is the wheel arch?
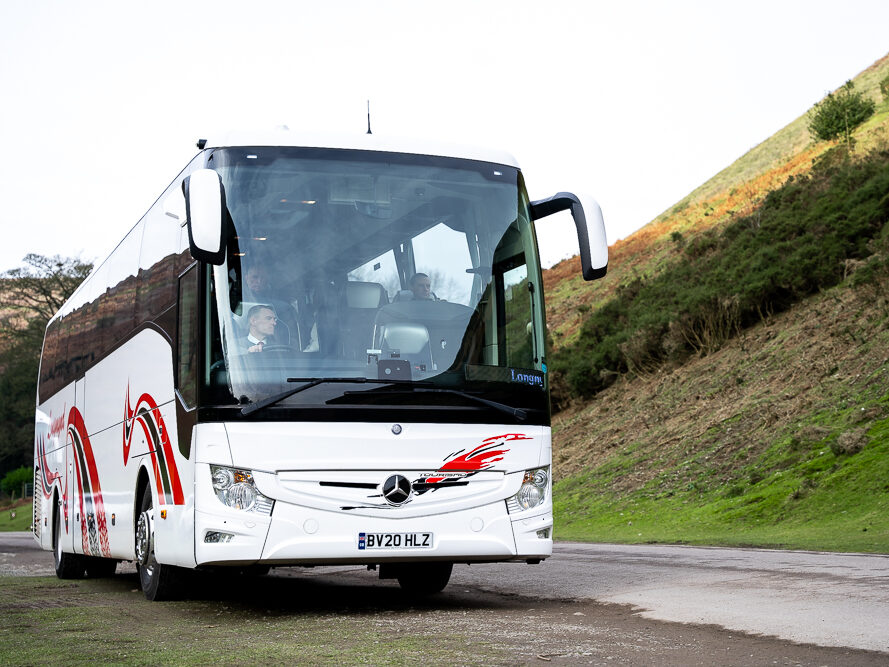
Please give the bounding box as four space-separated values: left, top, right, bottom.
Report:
134 465 152 530
51 488 60 545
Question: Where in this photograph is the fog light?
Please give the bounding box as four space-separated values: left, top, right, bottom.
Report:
226 482 257 511
519 483 543 508
204 531 233 543
536 528 550 539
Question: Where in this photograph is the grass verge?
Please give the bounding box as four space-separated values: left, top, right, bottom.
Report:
0 575 505 666
0 498 32 532
555 422 889 552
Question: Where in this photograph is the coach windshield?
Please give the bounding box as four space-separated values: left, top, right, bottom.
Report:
203 147 548 422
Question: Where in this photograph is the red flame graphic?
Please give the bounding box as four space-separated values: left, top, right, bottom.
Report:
424 432 531 483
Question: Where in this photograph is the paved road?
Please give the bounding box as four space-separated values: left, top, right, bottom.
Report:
4 533 888 657
451 542 889 653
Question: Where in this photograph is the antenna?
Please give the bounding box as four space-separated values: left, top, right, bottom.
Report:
366 100 372 135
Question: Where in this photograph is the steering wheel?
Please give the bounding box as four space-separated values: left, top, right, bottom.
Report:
258 344 296 353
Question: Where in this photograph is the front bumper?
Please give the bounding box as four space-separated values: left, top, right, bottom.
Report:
194 498 552 566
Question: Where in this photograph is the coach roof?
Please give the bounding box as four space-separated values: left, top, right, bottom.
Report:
199 129 521 169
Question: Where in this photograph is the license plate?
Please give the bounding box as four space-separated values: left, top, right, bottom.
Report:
358 532 433 550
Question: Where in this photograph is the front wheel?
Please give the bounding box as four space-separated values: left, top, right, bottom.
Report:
396 562 453 596
135 486 182 601
52 501 85 579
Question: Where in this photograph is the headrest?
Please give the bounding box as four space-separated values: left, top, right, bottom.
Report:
345 281 387 308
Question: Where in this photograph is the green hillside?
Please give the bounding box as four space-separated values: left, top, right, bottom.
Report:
545 53 889 552
544 53 889 356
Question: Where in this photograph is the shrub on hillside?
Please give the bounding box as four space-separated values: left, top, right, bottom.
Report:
830 428 869 456
807 81 875 147
552 148 889 401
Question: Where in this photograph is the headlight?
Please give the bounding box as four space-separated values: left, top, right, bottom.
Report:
507 466 549 513
210 465 274 515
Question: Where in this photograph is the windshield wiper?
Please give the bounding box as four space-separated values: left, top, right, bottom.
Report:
414 388 527 421
242 378 527 421
340 386 527 421
240 377 421 416
241 377 366 416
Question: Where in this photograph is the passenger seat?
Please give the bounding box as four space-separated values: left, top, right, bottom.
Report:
341 282 388 360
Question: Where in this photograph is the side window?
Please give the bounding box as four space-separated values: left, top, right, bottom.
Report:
138 166 196 320
38 319 64 401
100 226 143 349
411 223 473 305
138 207 179 318
176 264 199 409
501 264 534 368
348 250 400 300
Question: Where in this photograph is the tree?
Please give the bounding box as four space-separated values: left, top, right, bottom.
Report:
807 81 876 149
0 254 92 330
1 466 31 499
0 254 92 477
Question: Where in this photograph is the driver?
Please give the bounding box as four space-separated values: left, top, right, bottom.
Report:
243 305 279 353
244 263 318 351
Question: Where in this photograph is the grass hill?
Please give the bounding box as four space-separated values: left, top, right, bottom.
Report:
544 53 889 552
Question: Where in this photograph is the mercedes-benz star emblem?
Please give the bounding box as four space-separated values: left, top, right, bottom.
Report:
382 474 412 506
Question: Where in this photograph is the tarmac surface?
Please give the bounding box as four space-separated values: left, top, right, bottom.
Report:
3 532 888 664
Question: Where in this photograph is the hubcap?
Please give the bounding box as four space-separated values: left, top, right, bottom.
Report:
135 510 154 568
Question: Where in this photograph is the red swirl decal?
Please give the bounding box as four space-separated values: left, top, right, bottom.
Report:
36 429 61 500
67 407 111 558
124 385 184 506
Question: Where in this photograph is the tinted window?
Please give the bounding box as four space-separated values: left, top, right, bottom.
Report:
177 264 199 409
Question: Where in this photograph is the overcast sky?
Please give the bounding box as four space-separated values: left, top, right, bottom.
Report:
1 0 888 272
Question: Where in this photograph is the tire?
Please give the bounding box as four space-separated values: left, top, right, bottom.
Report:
396 562 453 596
135 485 182 601
52 502 85 580
84 556 118 578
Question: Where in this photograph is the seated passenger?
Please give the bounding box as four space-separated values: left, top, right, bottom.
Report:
244 264 277 304
410 272 436 301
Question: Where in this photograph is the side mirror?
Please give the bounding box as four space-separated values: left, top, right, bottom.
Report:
530 192 608 281
185 169 226 265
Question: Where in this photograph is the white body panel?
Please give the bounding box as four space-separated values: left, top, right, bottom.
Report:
193 423 552 566
34 384 76 551
33 329 196 567
222 422 548 479
36 356 554 569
